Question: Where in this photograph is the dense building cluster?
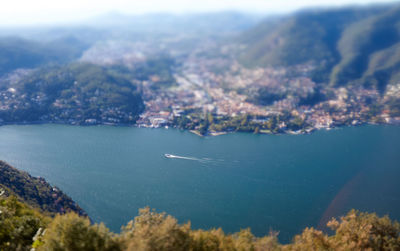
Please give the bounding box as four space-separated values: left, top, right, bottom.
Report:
136 48 400 135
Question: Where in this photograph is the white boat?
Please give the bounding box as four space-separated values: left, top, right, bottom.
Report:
164 154 198 161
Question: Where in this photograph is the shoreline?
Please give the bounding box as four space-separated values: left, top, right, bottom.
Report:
0 120 136 127
0 120 397 137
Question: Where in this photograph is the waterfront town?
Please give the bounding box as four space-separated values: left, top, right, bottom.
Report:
0 38 399 136
135 45 400 135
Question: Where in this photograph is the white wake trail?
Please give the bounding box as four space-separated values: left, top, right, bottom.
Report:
164 154 214 163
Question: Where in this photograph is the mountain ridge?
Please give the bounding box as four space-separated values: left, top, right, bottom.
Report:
238 3 400 90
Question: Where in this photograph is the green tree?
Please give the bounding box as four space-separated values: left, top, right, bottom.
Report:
0 196 48 251
38 213 121 251
122 207 191 251
282 227 330 251
327 210 400 250
190 228 235 251
207 113 214 124
240 115 250 127
285 210 400 251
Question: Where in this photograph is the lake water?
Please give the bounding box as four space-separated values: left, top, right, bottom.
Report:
0 124 399 242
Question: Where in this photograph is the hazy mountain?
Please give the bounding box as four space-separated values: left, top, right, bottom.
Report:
331 6 400 90
238 3 400 90
88 11 264 34
0 36 89 74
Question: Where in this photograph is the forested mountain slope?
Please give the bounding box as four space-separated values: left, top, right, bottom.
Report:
0 63 145 124
238 4 400 90
0 160 85 215
0 36 88 74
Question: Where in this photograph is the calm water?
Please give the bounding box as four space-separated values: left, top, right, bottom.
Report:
0 124 399 242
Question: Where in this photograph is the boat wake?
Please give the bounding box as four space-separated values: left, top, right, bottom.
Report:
164 154 215 163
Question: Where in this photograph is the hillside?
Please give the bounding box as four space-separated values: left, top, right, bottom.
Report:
0 160 85 215
0 63 145 125
0 36 88 75
331 6 400 90
238 4 400 89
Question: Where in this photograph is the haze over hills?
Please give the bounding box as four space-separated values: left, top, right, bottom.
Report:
87 11 264 34
238 3 400 91
0 36 89 75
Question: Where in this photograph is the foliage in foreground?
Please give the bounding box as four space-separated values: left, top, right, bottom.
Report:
0 196 49 251
38 213 120 251
0 196 399 251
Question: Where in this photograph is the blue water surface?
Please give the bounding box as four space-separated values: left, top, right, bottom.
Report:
0 124 399 242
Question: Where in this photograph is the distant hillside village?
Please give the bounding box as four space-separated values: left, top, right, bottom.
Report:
0 4 400 136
